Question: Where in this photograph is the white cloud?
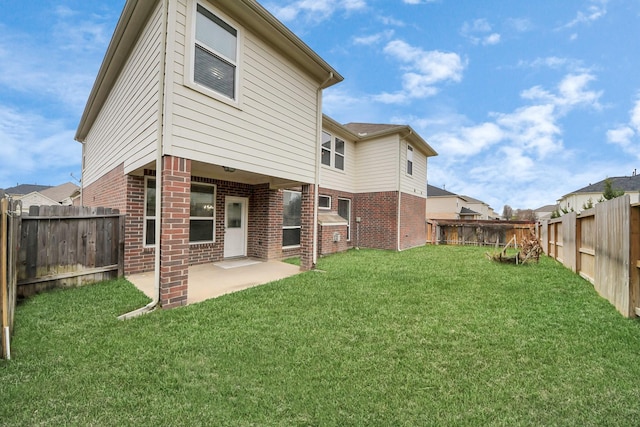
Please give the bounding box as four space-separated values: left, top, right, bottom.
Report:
402 0 438 4
461 19 501 46
562 3 607 29
0 106 80 187
353 30 394 46
606 96 640 159
506 18 533 33
521 73 602 112
517 56 587 73
268 0 366 23
374 40 464 103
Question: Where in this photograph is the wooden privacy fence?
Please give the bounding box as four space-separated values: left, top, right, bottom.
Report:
1 202 124 359
18 205 125 296
427 219 535 246
537 195 640 318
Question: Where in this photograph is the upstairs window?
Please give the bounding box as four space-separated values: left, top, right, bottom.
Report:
321 132 345 171
407 145 414 176
321 131 331 166
194 4 238 100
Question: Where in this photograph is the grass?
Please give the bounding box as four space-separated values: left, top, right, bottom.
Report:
2 245 640 426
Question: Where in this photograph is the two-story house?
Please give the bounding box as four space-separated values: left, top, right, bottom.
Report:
76 0 435 309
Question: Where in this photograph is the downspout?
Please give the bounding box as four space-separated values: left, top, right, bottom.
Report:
397 130 413 251
118 0 169 320
313 72 334 266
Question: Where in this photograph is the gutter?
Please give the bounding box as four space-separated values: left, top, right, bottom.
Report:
118 0 169 320
312 72 334 266
397 129 413 251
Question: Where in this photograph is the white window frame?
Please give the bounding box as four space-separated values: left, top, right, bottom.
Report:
321 131 346 171
338 197 351 241
187 1 242 107
283 190 302 248
189 183 217 244
318 195 331 210
407 145 414 176
144 179 217 246
143 176 156 248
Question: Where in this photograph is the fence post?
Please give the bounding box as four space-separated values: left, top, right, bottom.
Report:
1 198 9 359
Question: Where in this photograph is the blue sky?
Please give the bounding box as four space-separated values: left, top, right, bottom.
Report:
1 0 638 212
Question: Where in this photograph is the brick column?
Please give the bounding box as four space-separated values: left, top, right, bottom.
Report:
300 184 315 271
159 156 191 308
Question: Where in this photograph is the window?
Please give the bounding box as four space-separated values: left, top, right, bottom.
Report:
321 132 345 171
189 183 216 243
321 131 331 166
407 145 414 176
338 198 351 241
283 190 301 247
144 177 156 246
144 179 216 245
335 138 345 170
318 195 331 209
194 4 238 100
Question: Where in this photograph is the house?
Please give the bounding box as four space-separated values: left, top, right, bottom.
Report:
557 175 640 214
76 0 435 309
317 117 436 254
3 184 51 197
426 184 498 220
9 182 80 211
534 204 559 220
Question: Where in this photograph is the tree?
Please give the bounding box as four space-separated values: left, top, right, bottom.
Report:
502 205 513 220
602 178 624 200
514 208 537 221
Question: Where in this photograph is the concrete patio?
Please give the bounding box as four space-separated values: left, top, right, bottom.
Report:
127 258 302 305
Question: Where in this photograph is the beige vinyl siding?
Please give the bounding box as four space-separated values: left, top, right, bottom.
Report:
319 132 356 193
355 135 400 193
400 141 427 198
83 2 163 186
426 197 460 219
168 0 319 183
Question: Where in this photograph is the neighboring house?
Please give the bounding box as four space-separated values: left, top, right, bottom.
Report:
76 0 435 308
12 182 80 211
426 185 498 220
557 175 640 214
534 204 559 220
3 184 51 197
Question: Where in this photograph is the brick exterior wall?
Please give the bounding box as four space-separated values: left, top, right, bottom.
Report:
159 156 191 308
124 175 154 275
82 163 127 211
299 184 315 270
399 192 427 250
354 191 399 250
318 224 349 255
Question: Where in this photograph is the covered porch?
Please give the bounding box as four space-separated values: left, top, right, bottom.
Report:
127 258 301 305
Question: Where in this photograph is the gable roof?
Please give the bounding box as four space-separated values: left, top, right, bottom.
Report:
343 123 406 135
340 120 437 157
460 195 483 204
460 207 480 215
535 204 558 212
570 175 640 194
4 184 52 196
76 0 344 142
40 182 81 203
427 184 457 197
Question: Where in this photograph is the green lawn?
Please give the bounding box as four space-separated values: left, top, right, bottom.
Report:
2 246 640 426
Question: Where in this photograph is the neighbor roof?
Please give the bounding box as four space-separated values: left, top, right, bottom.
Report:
568 175 640 195
460 207 480 215
427 184 457 197
4 184 51 196
41 182 80 203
